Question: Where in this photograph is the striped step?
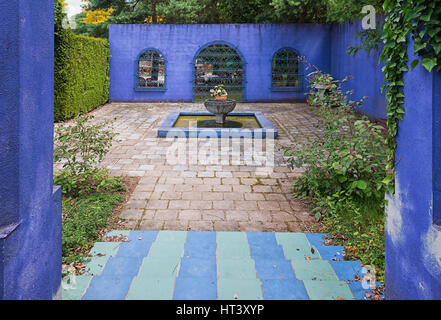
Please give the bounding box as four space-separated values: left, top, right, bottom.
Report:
62 230 382 300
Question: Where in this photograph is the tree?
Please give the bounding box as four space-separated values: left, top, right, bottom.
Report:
217 0 276 23
270 0 329 23
326 0 384 23
71 0 385 38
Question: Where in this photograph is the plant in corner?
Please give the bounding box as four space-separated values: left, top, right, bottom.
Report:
281 65 388 283
54 114 122 197
54 114 126 266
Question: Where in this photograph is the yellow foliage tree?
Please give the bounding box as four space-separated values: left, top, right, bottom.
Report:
144 15 166 24
83 8 115 25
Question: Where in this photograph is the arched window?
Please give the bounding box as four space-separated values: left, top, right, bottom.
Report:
193 42 245 101
271 48 302 91
136 49 166 91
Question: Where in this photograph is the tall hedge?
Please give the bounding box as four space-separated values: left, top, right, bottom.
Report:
54 1 110 121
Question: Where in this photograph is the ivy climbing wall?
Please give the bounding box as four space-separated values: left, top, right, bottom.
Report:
385 40 441 299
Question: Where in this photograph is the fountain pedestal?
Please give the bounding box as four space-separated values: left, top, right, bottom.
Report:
204 99 237 125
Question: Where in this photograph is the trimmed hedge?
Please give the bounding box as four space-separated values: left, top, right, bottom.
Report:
55 3 110 121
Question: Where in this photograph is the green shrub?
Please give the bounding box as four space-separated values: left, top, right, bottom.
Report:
54 114 119 197
282 66 387 282
284 104 388 219
55 3 110 121
53 111 125 265
283 63 388 218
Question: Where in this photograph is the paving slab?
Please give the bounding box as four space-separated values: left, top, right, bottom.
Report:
54 103 322 232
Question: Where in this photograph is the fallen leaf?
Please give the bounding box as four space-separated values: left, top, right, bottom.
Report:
337 297 344 300
305 257 311 260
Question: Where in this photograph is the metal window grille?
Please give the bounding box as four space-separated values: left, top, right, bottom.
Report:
193 44 244 101
271 48 301 90
138 49 165 88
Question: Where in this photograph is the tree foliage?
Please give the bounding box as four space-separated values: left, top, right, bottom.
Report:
83 8 115 24
71 0 385 38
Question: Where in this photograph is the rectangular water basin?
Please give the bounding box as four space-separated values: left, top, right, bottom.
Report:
158 111 278 139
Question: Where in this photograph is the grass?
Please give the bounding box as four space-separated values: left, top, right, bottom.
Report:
61 182 126 265
321 198 385 283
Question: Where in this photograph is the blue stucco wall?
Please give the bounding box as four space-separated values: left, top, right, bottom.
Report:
385 41 441 300
109 22 387 119
109 24 332 102
0 0 61 299
331 19 387 119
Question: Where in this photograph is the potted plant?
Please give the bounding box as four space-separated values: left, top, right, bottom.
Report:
210 84 228 100
204 84 236 124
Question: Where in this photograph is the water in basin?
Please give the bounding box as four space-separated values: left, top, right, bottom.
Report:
173 115 262 129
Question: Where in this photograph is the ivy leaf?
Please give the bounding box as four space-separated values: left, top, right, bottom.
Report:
422 58 437 72
356 180 368 190
410 59 420 70
413 41 426 53
433 43 441 55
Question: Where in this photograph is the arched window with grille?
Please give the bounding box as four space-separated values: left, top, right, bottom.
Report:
135 48 166 91
193 42 245 101
271 48 302 91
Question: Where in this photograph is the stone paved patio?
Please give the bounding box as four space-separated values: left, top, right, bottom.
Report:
55 102 321 232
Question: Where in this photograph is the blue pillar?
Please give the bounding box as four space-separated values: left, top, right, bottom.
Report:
385 40 441 299
0 0 61 299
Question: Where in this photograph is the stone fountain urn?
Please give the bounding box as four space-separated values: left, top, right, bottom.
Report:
204 99 237 125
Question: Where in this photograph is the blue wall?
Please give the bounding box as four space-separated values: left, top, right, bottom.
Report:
0 0 61 299
385 40 441 300
331 19 387 119
109 22 387 119
109 24 332 103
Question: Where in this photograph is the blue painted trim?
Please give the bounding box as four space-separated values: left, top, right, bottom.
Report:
191 40 247 102
134 47 167 92
158 111 277 139
433 71 441 226
135 87 167 92
270 47 304 92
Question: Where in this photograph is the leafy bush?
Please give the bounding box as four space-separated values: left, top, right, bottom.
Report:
282 66 387 282
304 61 363 109
54 115 119 197
55 0 110 121
54 113 125 265
285 104 387 216
284 68 388 219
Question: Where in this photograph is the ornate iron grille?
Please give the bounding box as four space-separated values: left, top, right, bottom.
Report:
194 44 244 101
271 48 301 90
138 49 165 88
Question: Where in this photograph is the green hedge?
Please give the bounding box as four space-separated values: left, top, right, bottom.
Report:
55 4 110 121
